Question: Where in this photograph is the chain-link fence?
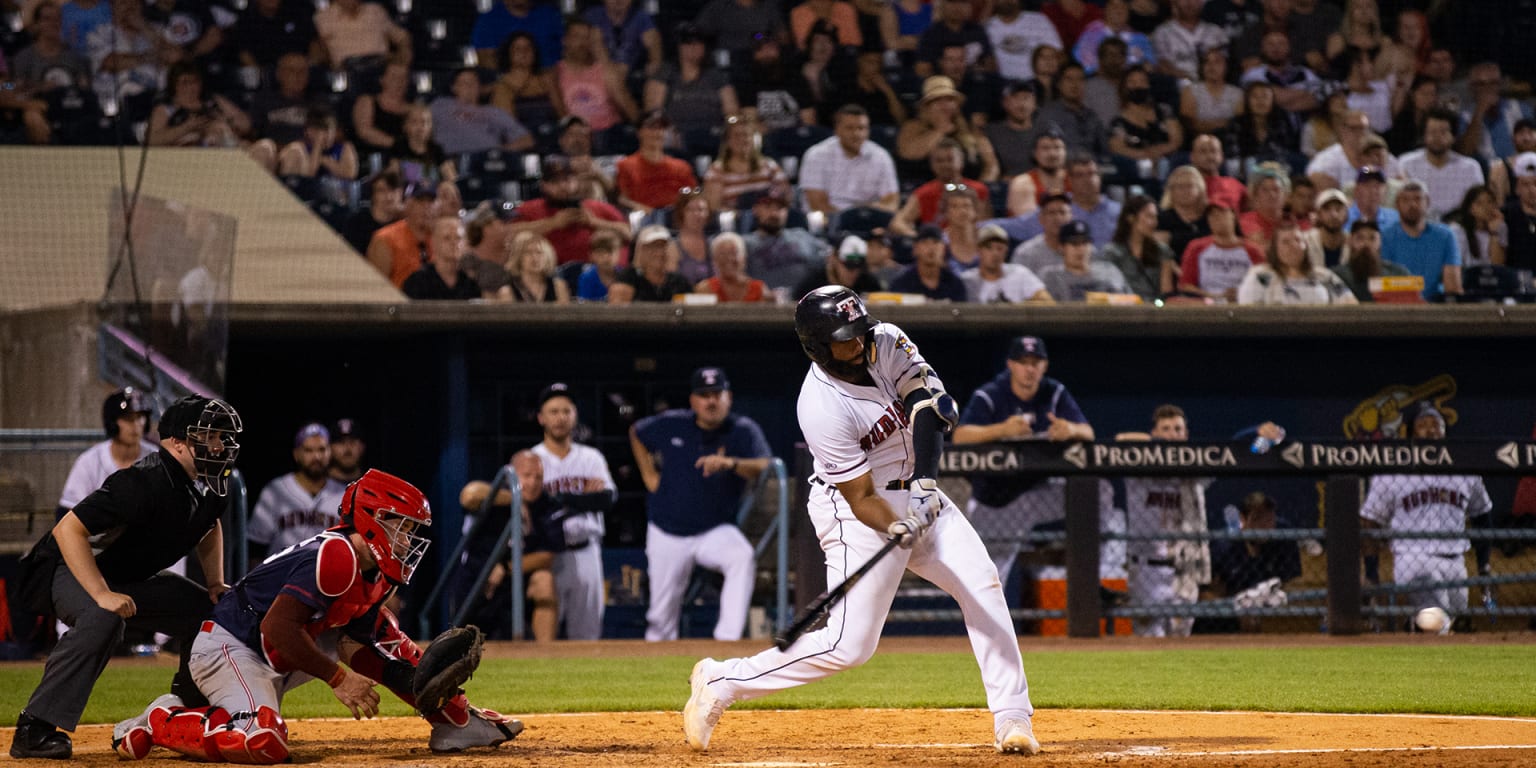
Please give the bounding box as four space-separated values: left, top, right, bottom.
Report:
0 430 99 557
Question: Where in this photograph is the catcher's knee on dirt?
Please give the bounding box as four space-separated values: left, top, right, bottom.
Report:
212 707 290 764
151 706 288 764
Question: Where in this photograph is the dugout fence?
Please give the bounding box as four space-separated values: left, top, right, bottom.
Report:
794 439 1536 638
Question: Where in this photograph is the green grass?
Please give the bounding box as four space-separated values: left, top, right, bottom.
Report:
5 645 1534 727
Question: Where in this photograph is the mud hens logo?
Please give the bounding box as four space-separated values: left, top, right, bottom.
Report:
836 296 864 321
1342 374 1457 440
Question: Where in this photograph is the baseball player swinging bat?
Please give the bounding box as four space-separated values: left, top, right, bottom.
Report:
773 536 902 651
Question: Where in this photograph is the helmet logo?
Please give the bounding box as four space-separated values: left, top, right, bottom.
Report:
836 296 864 321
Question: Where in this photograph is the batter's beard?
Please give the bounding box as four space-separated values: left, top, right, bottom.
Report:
821 357 873 385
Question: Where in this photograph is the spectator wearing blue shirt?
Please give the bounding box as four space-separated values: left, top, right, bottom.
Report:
60 0 112 54
1381 180 1462 300
1343 166 1400 232
952 335 1094 585
889 225 968 301
473 0 564 69
576 230 623 302
583 0 661 77
1066 154 1121 245
630 367 773 642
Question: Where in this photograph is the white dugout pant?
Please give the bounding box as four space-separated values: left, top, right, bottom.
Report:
1128 561 1197 638
645 522 755 642
553 541 605 640
704 483 1032 733
189 624 332 729
968 479 1124 583
1391 549 1468 616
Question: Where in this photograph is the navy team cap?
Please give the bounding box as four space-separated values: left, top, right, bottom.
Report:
1008 335 1049 361
691 366 731 394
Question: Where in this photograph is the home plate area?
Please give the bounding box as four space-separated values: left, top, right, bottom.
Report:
25 709 1536 766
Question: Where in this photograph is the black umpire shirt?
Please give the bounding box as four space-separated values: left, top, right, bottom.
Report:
45 448 227 585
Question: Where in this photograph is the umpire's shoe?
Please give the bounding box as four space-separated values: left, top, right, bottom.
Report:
10 711 72 760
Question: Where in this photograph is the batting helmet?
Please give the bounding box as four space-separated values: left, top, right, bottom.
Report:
339 469 432 585
102 387 152 438
795 285 878 379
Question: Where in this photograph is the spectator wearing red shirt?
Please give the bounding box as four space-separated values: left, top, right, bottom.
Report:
1179 202 1265 301
888 138 990 236
617 110 700 214
1042 0 1103 52
1190 133 1247 212
511 154 632 266
1239 162 1307 249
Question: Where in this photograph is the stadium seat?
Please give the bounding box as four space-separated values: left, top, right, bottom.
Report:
828 206 892 241
458 149 534 206
870 123 899 154
1458 265 1531 303
763 125 833 166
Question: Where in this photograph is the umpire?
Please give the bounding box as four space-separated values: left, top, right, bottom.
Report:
9 396 243 760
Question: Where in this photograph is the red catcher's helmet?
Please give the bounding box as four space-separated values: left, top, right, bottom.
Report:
339 469 432 585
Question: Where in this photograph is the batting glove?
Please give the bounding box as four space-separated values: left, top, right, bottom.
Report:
888 517 924 549
907 478 941 528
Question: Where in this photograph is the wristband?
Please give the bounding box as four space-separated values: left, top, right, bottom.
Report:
327 666 346 688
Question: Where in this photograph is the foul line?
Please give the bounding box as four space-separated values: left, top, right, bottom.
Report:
1090 744 1536 758
302 708 1536 725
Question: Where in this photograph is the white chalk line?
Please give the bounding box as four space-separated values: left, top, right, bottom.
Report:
302 708 1536 725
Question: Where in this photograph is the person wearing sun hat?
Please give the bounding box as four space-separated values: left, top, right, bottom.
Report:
897 75 1001 184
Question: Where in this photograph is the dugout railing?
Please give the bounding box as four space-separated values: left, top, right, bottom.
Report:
792 439 1536 639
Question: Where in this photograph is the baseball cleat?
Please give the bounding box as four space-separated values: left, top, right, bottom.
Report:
683 658 727 752
429 706 523 753
995 717 1040 755
112 693 182 760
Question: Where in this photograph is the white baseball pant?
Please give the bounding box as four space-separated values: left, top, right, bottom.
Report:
644 522 755 641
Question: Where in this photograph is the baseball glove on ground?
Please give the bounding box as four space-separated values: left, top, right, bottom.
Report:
413 625 484 714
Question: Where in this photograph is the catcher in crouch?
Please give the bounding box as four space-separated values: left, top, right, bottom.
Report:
111 469 519 763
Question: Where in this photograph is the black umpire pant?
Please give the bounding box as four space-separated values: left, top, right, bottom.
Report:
23 562 211 730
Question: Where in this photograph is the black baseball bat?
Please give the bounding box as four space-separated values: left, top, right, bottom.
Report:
773 536 902 652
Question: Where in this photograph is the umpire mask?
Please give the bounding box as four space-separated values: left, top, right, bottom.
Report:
164 396 243 495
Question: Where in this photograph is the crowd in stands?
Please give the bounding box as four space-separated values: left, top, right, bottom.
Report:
4 0 1536 303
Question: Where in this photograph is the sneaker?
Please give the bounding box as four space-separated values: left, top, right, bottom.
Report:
995 717 1040 755
429 706 523 753
112 694 182 760
10 713 72 760
682 658 727 752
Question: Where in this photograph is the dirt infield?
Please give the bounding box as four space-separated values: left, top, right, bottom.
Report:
9 636 1536 766
17 708 1536 767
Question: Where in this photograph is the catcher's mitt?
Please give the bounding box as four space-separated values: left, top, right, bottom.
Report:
413 625 485 714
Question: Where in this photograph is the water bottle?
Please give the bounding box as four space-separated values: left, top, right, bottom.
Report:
1222 504 1242 532
1250 426 1285 454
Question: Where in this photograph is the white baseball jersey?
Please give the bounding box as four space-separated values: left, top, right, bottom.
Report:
1123 476 1213 572
531 441 615 543
532 441 616 641
247 474 348 551
58 439 158 510
799 323 939 488
1361 474 1492 557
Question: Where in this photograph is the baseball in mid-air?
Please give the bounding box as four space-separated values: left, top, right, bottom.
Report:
1415 606 1450 633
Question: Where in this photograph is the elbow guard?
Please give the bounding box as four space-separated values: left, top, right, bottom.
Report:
899 364 956 432
906 389 959 433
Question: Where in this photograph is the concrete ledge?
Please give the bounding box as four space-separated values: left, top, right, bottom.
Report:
228 301 1536 338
